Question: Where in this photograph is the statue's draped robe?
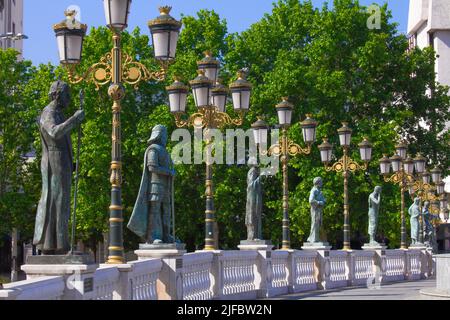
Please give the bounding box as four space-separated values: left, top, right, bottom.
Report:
307 187 326 243
34 105 76 253
368 193 380 241
128 144 173 242
245 167 262 240
409 203 420 242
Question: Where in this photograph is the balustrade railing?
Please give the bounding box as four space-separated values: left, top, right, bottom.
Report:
327 251 349 289
128 259 162 300
0 248 434 300
352 251 376 286
220 251 258 299
291 250 318 292
181 252 214 300
384 250 406 282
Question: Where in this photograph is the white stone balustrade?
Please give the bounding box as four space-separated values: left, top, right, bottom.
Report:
290 250 318 292
352 251 376 286
384 250 406 282
0 249 435 300
270 251 289 296
0 276 65 300
327 251 349 289
128 259 163 300
181 252 214 300
219 251 258 299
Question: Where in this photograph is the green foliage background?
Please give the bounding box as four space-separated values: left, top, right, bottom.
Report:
0 0 448 251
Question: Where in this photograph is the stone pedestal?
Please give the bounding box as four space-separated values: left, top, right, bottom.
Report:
408 243 427 250
135 243 186 300
421 254 450 299
301 242 331 251
238 240 273 251
362 243 387 251
21 255 98 300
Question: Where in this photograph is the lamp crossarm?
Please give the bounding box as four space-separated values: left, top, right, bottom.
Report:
263 139 311 157
383 171 415 186
65 52 168 90
173 107 245 129
324 154 368 173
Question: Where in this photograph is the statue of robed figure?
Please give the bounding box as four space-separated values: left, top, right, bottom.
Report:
423 201 439 252
246 165 263 241
33 80 85 255
409 197 421 244
368 186 382 244
128 125 176 244
307 177 326 243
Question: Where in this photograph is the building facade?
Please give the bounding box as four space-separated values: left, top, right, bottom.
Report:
0 0 23 55
408 0 450 197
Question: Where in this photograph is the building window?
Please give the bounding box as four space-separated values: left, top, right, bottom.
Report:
407 33 417 53
429 32 435 49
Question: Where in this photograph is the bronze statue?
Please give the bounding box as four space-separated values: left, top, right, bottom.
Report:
128 125 176 244
245 165 263 241
33 80 85 255
307 177 326 243
368 186 382 245
423 201 439 252
409 197 421 244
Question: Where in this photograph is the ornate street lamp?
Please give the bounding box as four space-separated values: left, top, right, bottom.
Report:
197 51 220 83
319 122 372 251
53 5 181 264
148 6 182 62
168 58 252 250
431 167 442 184
54 10 87 65
254 99 318 250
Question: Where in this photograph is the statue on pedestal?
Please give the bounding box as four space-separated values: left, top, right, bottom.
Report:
368 186 382 245
307 177 326 244
245 165 263 241
128 125 176 244
33 80 85 255
409 197 421 245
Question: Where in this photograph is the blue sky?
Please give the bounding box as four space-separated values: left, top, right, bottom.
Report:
23 0 409 65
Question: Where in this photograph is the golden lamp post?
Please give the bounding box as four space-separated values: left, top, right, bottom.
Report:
251 98 318 250
52 2 182 264
165 51 252 251
317 123 373 251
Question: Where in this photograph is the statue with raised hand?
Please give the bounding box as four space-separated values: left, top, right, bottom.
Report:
423 201 439 252
307 177 326 243
368 186 382 245
246 164 263 241
128 125 176 244
33 80 85 255
409 197 421 245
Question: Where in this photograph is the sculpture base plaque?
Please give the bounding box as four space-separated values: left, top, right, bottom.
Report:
238 240 273 251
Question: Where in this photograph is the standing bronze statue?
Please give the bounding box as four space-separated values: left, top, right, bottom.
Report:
423 201 439 252
409 197 421 245
245 165 263 241
307 177 326 244
128 125 176 244
33 80 85 255
368 186 382 245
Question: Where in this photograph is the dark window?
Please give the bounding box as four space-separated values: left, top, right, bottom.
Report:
429 32 435 48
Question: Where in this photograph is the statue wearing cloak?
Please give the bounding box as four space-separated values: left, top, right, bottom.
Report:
307 177 326 243
409 197 421 244
245 165 263 241
368 186 382 244
128 125 175 243
33 80 85 255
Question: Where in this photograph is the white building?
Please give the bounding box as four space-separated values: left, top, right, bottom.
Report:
408 0 450 195
0 0 24 56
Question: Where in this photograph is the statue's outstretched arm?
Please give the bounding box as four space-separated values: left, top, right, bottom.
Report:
41 112 80 140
